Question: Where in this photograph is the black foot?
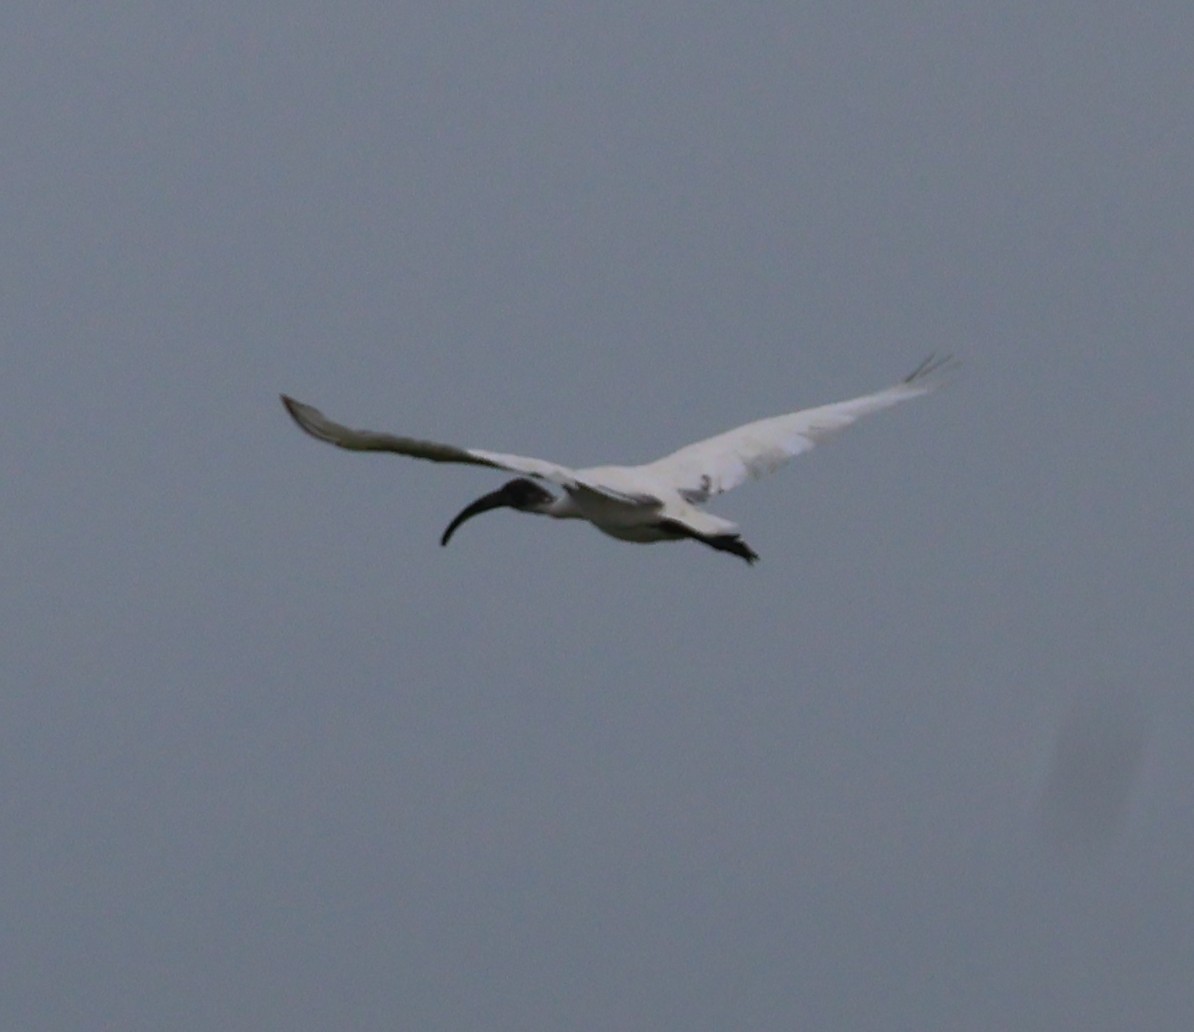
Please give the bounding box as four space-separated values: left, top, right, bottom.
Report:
706 534 760 565
657 518 759 564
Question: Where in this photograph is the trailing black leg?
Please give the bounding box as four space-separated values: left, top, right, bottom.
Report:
658 519 759 564
704 534 760 564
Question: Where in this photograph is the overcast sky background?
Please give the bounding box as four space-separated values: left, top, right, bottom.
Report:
4 5 1192 1030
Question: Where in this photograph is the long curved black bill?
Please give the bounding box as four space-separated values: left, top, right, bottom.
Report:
440 488 513 546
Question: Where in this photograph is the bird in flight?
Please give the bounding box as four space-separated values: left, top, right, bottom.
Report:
281 355 955 564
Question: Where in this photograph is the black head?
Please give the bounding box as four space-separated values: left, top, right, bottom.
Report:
440 478 555 546
500 477 555 510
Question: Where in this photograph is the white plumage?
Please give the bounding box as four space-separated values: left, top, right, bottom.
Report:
281 355 955 563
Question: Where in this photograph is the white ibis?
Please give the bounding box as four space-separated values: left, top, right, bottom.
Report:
281 355 955 564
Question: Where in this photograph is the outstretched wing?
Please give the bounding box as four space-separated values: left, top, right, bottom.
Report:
639 355 957 503
280 395 581 487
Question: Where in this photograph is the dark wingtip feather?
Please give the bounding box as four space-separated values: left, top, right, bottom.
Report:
903 353 960 385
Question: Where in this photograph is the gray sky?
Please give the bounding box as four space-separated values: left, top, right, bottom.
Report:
4 5 1192 1030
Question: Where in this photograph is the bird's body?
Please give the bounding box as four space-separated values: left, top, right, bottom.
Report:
281 355 955 563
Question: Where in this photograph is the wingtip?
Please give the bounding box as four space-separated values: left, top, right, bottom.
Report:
280 394 312 433
279 393 333 443
903 353 960 386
